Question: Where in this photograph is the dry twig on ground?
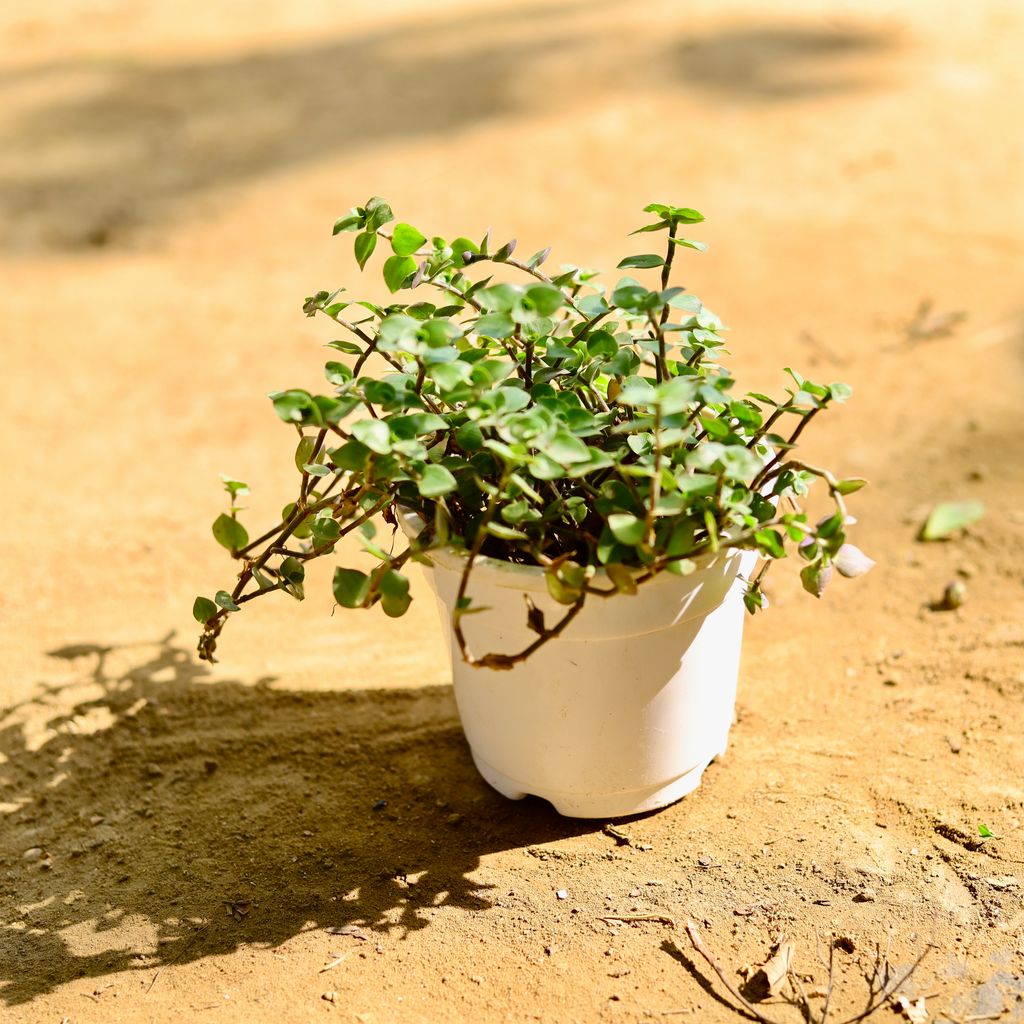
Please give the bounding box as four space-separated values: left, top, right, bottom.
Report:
680 919 935 1024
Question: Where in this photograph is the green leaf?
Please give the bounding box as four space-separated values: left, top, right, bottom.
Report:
476 283 519 313
279 557 306 584
311 518 341 546
829 381 853 403
617 254 664 269
270 389 321 425
643 203 704 224
665 558 696 577
351 419 392 454
834 477 868 495
544 429 591 465
800 562 832 598
455 421 484 451
220 475 250 499
429 361 472 391
418 463 457 497
586 330 618 358
212 513 249 552
383 255 417 293
364 197 394 231
324 361 353 386
545 571 581 605
450 237 480 268
379 569 412 618
354 231 377 270
475 312 515 339
333 567 371 608
605 563 638 595
920 501 985 541
391 223 427 257
669 237 708 252
215 590 241 612
329 440 369 471
486 522 529 540
754 528 786 559
607 513 645 546
193 596 218 624
978 823 994 838
523 284 564 316
630 220 669 235
327 339 363 355
332 211 363 235
612 284 661 312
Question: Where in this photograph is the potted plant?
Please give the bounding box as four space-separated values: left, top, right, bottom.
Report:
194 198 873 817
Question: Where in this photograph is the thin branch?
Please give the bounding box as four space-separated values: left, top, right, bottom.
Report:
833 945 934 1024
683 920 783 1024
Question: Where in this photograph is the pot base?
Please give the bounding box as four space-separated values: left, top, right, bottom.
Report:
470 747 724 820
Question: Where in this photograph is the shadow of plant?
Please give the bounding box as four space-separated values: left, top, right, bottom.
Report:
0 634 592 1005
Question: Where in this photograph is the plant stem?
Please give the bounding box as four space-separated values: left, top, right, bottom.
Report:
750 404 826 491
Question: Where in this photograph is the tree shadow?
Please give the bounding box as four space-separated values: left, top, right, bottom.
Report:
0 9 899 250
0 633 594 1006
674 24 896 100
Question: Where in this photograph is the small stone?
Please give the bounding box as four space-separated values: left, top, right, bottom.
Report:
145 763 164 778
853 887 877 903
372 800 387 812
985 875 1019 891
322 991 338 1003
555 889 568 900
627 888 641 898
469 975 484 985
203 759 219 774
445 813 463 827
936 580 966 610
22 848 44 862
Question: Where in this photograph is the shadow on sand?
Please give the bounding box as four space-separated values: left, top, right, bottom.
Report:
0 633 593 1005
0 6 897 249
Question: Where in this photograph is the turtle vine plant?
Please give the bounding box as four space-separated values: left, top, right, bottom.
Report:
195 198 873 669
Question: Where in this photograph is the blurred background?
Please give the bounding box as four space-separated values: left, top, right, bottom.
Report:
2 1 1023 1019
3 0 1021 685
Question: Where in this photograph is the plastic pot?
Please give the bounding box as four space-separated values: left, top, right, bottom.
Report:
400 510 759 818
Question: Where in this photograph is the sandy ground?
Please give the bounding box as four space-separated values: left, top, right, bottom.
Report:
2 1 1024 1021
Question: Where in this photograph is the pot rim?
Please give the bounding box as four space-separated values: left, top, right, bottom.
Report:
396 506 757 594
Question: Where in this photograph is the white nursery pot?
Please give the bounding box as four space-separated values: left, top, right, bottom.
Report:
400 511 759 819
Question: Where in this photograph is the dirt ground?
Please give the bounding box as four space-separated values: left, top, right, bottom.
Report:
3 1 1024 1021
